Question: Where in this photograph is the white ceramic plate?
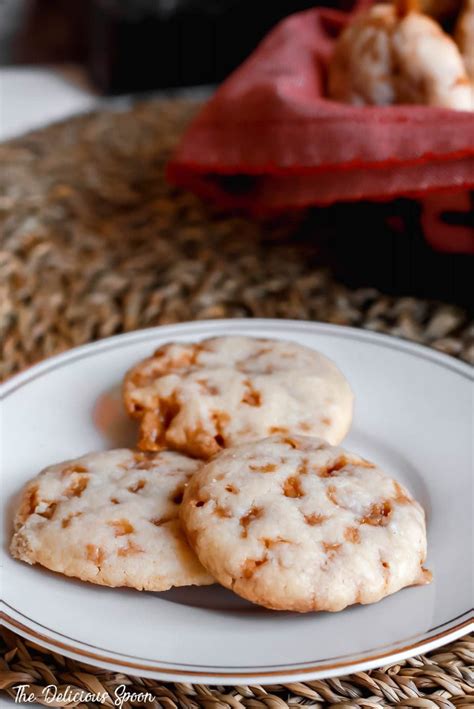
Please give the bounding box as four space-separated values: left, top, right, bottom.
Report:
1 320 472 684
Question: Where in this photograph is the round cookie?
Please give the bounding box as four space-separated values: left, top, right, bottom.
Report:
124 336 353 459
10 449 214 591
180 436 431 612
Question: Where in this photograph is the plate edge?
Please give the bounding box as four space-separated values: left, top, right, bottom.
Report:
2 609 472 684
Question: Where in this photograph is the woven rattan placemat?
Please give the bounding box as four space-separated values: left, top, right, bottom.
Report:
1 100 473 707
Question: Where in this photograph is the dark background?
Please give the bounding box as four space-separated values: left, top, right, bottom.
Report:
2 0 346 93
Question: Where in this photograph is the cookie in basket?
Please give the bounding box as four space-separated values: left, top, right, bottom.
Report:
328 1 472 110
455 0 474 81
180 435 431 612
124 336 353 459
10 449 214 590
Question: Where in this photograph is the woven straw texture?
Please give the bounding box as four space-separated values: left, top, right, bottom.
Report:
0 100 472 707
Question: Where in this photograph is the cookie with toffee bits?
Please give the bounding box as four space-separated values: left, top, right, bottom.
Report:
10 449 214 590
180 436 431 612
124 336 353 459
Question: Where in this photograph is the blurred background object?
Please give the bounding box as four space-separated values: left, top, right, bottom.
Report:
0 65 98 140
0 0 351 93
0 0 471 304
0 0 337 137
0 0 28 64
0 0 86 65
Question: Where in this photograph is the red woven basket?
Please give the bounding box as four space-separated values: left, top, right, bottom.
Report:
167 2 474 251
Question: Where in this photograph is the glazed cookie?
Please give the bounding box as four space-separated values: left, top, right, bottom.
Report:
180 436 431 612
124 336 353 459
10 449 214 591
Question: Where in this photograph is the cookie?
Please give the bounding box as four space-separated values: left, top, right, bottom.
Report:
180 436 431 612
10 449 214 591
328 3 472 111
455 0 474 81
124 336 353 459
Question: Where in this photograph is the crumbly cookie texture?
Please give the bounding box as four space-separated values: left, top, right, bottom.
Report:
180 436 431 612
10 449 214 590
124 336 353 459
